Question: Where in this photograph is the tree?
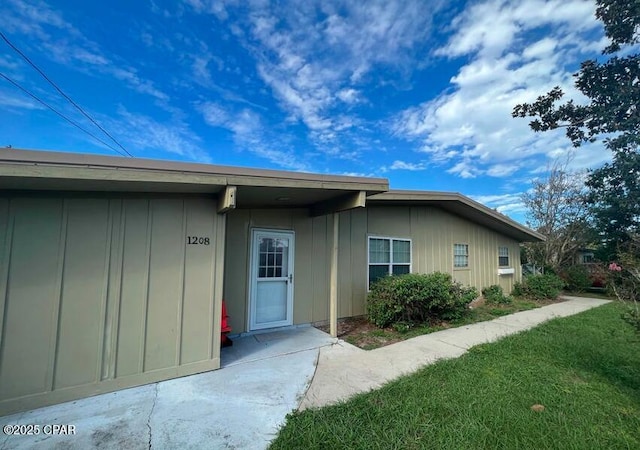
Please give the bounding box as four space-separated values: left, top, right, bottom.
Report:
587 150 640 259
521 159 590 271
609 234 640 332
513 0 640 256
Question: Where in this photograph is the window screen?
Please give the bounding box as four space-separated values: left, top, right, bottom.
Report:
454 243 469 268
368 237 411 288
498 246 509 267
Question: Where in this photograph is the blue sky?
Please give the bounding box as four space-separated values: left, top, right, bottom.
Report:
0 0 612 223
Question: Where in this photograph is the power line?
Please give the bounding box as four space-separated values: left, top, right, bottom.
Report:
0 31 133 157
0 72 128 157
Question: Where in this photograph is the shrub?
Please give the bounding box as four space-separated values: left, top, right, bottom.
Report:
512 282 526 297
513 274 565 300
366 272 478 328
608 237 640 332
482 285 512 304
559 265 591 293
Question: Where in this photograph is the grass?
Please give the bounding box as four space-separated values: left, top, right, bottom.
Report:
272 303 640 449
563 289 616 300
342 297 549 350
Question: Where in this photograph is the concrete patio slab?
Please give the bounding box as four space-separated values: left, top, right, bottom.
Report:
0 327 335 450
299 297 610 410
223 326 336 367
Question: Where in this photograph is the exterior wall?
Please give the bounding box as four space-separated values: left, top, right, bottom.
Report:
224 205 523 334
0 194 225 415
338 205 522 317
224 209 334 333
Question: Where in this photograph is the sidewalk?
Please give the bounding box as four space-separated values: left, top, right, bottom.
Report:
0 327 336 450
299 296 610 410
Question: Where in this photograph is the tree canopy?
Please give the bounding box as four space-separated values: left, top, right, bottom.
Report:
513 0 640 258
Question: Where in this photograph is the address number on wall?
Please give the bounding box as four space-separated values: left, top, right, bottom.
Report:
187 236 210 245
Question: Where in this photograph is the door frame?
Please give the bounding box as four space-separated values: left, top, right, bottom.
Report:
248 228 295 331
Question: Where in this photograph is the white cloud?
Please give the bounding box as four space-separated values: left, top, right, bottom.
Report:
184 0 238 20
394 0 610 179
1 0 76 40
388 160 427 171
471 193 527 215
187 0 443 152
447 160 482 179
336 88 360 104
198 102 309 171
3 0 170 103
111 109 208 162
437 0 598 59
486 163 520 177
0 90 46 110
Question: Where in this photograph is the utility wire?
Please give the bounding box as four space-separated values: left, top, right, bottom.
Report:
0 72 128 157
0 31 133 157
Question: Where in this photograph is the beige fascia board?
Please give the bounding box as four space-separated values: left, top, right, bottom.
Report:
369 190 546 242
0 148 388 192
310 191 367 217
0 163 229 186
217 186 237 213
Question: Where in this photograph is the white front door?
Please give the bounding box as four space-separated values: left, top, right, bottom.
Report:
249 229 295 330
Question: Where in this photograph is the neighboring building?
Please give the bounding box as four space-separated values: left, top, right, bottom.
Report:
0 148 544 415
576 248 596 265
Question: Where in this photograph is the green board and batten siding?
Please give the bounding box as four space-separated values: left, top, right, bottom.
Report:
224 205 520 334
0 195 225 416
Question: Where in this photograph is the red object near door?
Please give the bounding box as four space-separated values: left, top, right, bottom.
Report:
221 300 231 333
221 300 233 347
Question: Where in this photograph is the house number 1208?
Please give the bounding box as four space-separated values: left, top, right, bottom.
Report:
187 236 210 245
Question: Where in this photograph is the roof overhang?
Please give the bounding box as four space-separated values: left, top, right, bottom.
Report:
0 148 388 215
368 190 545 242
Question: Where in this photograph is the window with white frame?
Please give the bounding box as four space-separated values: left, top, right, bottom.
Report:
368 237 411 288
454 243 469 268
498 246 510 267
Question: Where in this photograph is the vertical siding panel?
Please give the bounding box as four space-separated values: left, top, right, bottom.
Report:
410 208 420 273
0 199 63 400
181 198 216 364
49 200 67 392
105 199 124 381
101 199 122 381
311 216 328 322
211 212 224 362
427 208 436 273
293 212 313 325
338 211 352 318
223 210 250 333
176 200 187 366
144 199 183 372
350 208 367 316
116 199 151 377
0 198 11 365
54 199 110 390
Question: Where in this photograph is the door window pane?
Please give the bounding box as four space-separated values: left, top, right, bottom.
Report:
258 236 289 278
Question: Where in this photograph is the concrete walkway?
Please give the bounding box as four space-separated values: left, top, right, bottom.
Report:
0 327 336 450
299 296 610 410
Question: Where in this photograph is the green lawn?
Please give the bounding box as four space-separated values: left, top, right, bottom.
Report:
272 303 640 449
